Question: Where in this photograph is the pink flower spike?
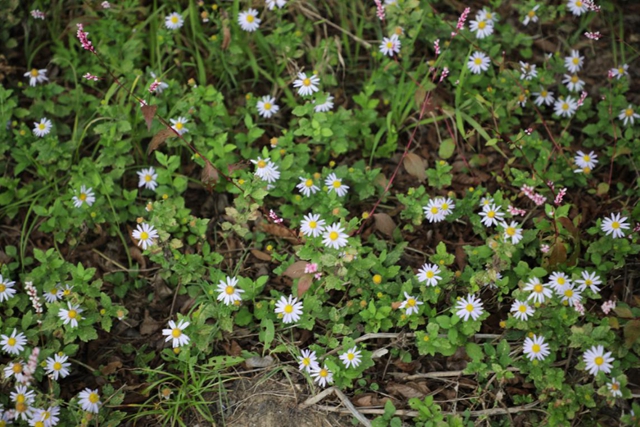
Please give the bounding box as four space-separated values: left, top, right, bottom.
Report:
149 81 161 92
31 9 46 19
577 91 588 107
434 39 441 56
540 244 550 253
76 23 96 54
601 300 616 315
554 188 567 206
304 263 318 274
374 0 385 21
508 205 526 216
439 67 449 83
584 31 601 40
451 7 470 38
83 73 100 81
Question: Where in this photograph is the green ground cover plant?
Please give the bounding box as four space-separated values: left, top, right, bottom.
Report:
1 0 639 426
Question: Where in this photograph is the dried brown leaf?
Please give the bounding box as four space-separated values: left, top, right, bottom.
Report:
297 274 313 298
222 25 231 50
373 213 396 237
258 223 298 242
283 261 308 279
201 161 219 187
245 356 275 369
141 104 157 131
385 382 426 399
250 249 272 262
403 153 427 182
100 360 123 376
148 128 177 154
140 310 163 336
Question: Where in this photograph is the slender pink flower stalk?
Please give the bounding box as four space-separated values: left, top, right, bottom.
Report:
577 91 588 107
374 0 385 21
521 185 547 206
554 188 567 205
304 263 318 274
269 210 283 224
585 0 601 12
76 23 96 54
451 7 470 38
31 10 46 19
83 73 100 81
20 347 40 384
434 39 441 56
149 81 161 92
584 31 601 40
24 281 43 320
540 244 550 253
508 205 526 216
439 67 449 83
601 300 616 315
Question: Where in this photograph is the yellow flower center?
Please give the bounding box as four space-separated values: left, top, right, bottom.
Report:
12 363 22 374
8 337 16 346
488 211 495 218
172 328 182 338
140 231 149 240
50 288 58 295
246 14 254 23
466 304 474 312
308 221 317 229
478 21 486 29
68 309 77 319
53 361 63 371
611 383 619 390
576 1 583 6
532 344 541 353
528 10 536 18
618 67 624 74
386 42 393 49
303 78 311 86
562 103 569 111
583 167 591 174
557 278 565 285
38 123 46 130
332 181 341 188
79 193 87 201
89 392 100 403
284 304 293 314
625 109 634 117
533 284 543 293
171 16 178 24
564 289 573 297
486 13 493 19
42 412 50 420
611 221 620 229
572 57 580 65
319 368 328 377
430 207 439 214
594 356 604 366
541 90 548 97
583 155 590 162
35 422 44 427
518 305 527 313
506 227 516 236
474 58 482 65
585 279 593 286
145 175 152 182
225 286 235 295
305 179 313 187
0 284 5 292
347 353 355 360
302 357 310 366
426 271 434 279
31 69 39 77
15 402 27 413
407 298 416 307
570 75 579 84
441 203 449 210
175 122 183 130
329 231 339 241
264 102 271 110
16 394 25 404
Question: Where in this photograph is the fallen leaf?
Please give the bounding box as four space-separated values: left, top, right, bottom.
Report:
148 128 177 154
141 104 157 131
624 320 640 348
201 161 219 187
403 153 427 182
140 310 163 336
100 360 123 376
283 261 309 279
245 356 275 369
250 249 272 262
373 213 396 237
385 382 426 399
391 301 402 310
222 24 231 50
258 223 298 242
393 358 419 373
297 274 313 298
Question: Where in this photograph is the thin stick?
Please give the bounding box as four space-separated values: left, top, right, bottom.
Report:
300 387 372 427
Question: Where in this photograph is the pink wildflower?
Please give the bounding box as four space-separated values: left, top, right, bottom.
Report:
607 69 615 79
601 300 616 315
451 7 470 37
83 73 100 81
508 205 526 216
585 0 601 12
24 281 43 320
574 301 586 316
524 128 533 135
434 39 441 56
540 244 550 253
31 10 46 19
554 188 567 205
305 263 318 274
439 67 449 83
521 185 547 206
374 0 385 21
269 210 283 224
577 91 588 107
102 1 111 8
20 347 40 384
76 23 96 54
584 31 601 40
149 80 161 92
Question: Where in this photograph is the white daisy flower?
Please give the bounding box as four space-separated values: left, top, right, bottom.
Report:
554 96 578 117
60 284 74 297
583 345 614 376
72 185 95 208
298 348 320 373
32 405 60 427
523 5 540 26
274 295 303 323
469 18 494 38
416 263 441 287
467 51 491 74
311 365 333 387
524 277 553 304
455 294 484 321
266 0 287 10
519 62 537 80
610 64 629 79
574 150 598 174
313 94 334 113
436 197 455 217
501 221 523 244
523 334 550 361
43 285 63 303
562 74 585 92
300 213 326 238
379 34 401 57
296 177 320 197
480 196 493 207
479 204 504 227
399 292 423 316
476 8 498 23
4 360 25 382
162 319 191 347
250 157 280 183
567 0 588 16
45 353 71 380
325 173 349 197
533 87 555 106
322 223 349 250
33 118 52 137
165 12 183 30
576 271 603 293
132 223 159 250
58 302 83 328
11 385 35 420
170 117 189 135
607 379 622 397
137 167 158 191
238 9 261 32
618 105 640 126
77 388 101 413
423 199 445 223
339 346 362 369
256 95 279 119
601 213 630 239
510 300 534 321
547 271 572 294
564 50 584 73
216 276 244 306
0 274 17 302
561 284 582 306
293 72 320 97
24 68 48 86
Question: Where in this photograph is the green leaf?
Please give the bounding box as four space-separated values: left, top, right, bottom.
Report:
438 138 455 159
261 318 274 350
465 342 484 361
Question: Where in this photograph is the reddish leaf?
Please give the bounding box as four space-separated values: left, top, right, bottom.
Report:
283 261 308 279
403 153 427 182
548 239 567 268
373 213 396 237
201 161 219 187
148 128 177 154
624 320 640 348
141 104 157 131
297 274 313 298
